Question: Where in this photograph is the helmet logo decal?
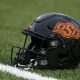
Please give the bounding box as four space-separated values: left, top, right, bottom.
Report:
53 22 80 39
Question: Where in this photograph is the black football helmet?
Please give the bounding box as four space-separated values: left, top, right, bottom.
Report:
11 13 80 69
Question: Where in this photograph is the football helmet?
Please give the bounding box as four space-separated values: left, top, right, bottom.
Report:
11 13 80 69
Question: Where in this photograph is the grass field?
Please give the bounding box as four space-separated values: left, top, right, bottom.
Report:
0 0 80 80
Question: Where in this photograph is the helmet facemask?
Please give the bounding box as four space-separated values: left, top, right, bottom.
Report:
11 29 62 68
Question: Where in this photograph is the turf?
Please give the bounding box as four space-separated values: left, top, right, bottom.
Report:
0 72 25 80
0 0 80 80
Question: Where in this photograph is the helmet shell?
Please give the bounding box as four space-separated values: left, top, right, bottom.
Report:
28 13 80 39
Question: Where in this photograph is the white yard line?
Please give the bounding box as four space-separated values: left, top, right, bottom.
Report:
0 63 58 80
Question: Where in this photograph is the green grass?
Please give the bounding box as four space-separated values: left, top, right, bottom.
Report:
0 0 80 80
0 72 25 80
34 67 80 80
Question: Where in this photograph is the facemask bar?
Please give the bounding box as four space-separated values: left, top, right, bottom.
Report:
11 29 47 67
11 35 27 65
11 29 64 68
